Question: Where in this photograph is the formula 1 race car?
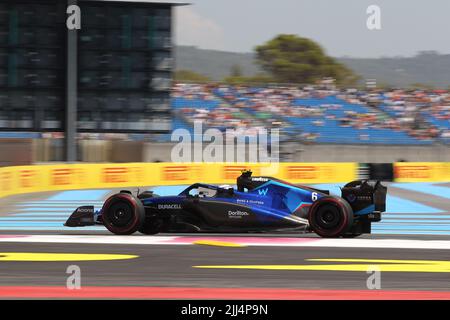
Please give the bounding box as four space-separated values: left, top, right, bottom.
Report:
65 170 387 238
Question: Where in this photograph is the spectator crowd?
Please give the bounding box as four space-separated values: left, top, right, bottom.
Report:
171 83 450 144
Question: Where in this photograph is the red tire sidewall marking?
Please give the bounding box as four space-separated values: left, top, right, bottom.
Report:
309 197 350 237
102 194 141 234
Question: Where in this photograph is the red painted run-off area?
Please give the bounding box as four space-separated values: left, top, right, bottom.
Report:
166 236 320 244
1 287 450 299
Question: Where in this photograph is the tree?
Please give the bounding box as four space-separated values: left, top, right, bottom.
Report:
255 34 359 85
222 73 275 85
174 70 211 83
230 64 243 77
409 83 435 90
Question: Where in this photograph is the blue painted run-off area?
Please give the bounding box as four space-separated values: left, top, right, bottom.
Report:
311 183 446 214
0 183 449 235
47 189 110 201
391 183 450 200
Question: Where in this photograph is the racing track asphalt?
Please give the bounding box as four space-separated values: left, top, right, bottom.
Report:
0 183 449 298
0 240 449 295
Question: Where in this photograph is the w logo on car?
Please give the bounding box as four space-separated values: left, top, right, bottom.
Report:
258 188 269 196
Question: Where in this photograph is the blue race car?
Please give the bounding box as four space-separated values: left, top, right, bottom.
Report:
65 170 387 238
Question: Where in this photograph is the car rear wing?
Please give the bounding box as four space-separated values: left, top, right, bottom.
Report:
341 180 387 213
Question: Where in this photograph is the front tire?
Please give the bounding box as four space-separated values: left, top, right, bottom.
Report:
308 196 353 238
101 193 145 235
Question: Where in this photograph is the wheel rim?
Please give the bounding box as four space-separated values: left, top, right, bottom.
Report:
315 204 341 230
106 201 134 227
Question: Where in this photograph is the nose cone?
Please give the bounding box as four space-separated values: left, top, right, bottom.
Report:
64 206 95 227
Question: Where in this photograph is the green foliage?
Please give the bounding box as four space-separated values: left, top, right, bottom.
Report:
230 64 243 77
222 73 275 85
255 34 359 85
174 70 211 83
409 83 436 90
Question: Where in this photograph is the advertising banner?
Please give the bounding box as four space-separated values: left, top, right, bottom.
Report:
394 162 450 182
0 162 359 198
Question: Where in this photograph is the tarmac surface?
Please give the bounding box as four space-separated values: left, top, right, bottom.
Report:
0 183 449 299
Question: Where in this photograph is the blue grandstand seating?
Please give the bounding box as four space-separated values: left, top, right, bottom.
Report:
422 111 450 129
288 98 433 145
171 97 220 110
171 116 193 133
171 90 445 145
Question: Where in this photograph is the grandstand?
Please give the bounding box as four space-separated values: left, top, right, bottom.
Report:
1 83 448 146
288 97 423 144
171 83 450 145
171 83 266 137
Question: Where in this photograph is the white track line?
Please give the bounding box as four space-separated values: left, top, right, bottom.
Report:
0 235 450 250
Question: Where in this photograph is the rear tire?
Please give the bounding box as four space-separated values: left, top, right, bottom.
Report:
308 196 353 238
101 193 145 235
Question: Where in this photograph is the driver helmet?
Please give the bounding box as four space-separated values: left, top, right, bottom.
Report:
219 184 233 190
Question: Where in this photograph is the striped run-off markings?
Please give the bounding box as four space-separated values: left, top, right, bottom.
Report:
0 286 449 299
46 190 110 201
0 183 449 235
391 183 450 200
1 235 450 250
312 183 447 214
313 183 450 235
0 189 108 231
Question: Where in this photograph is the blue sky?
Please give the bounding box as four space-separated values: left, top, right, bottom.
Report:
174 0 450 58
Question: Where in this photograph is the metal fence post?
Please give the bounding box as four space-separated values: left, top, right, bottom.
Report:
65 0 78 161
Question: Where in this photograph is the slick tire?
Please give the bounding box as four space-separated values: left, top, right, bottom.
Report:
101 193 145 235
308 196 354 238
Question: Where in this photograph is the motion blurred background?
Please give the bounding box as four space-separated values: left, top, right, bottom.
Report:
0 1 449 298
0 0 449 166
